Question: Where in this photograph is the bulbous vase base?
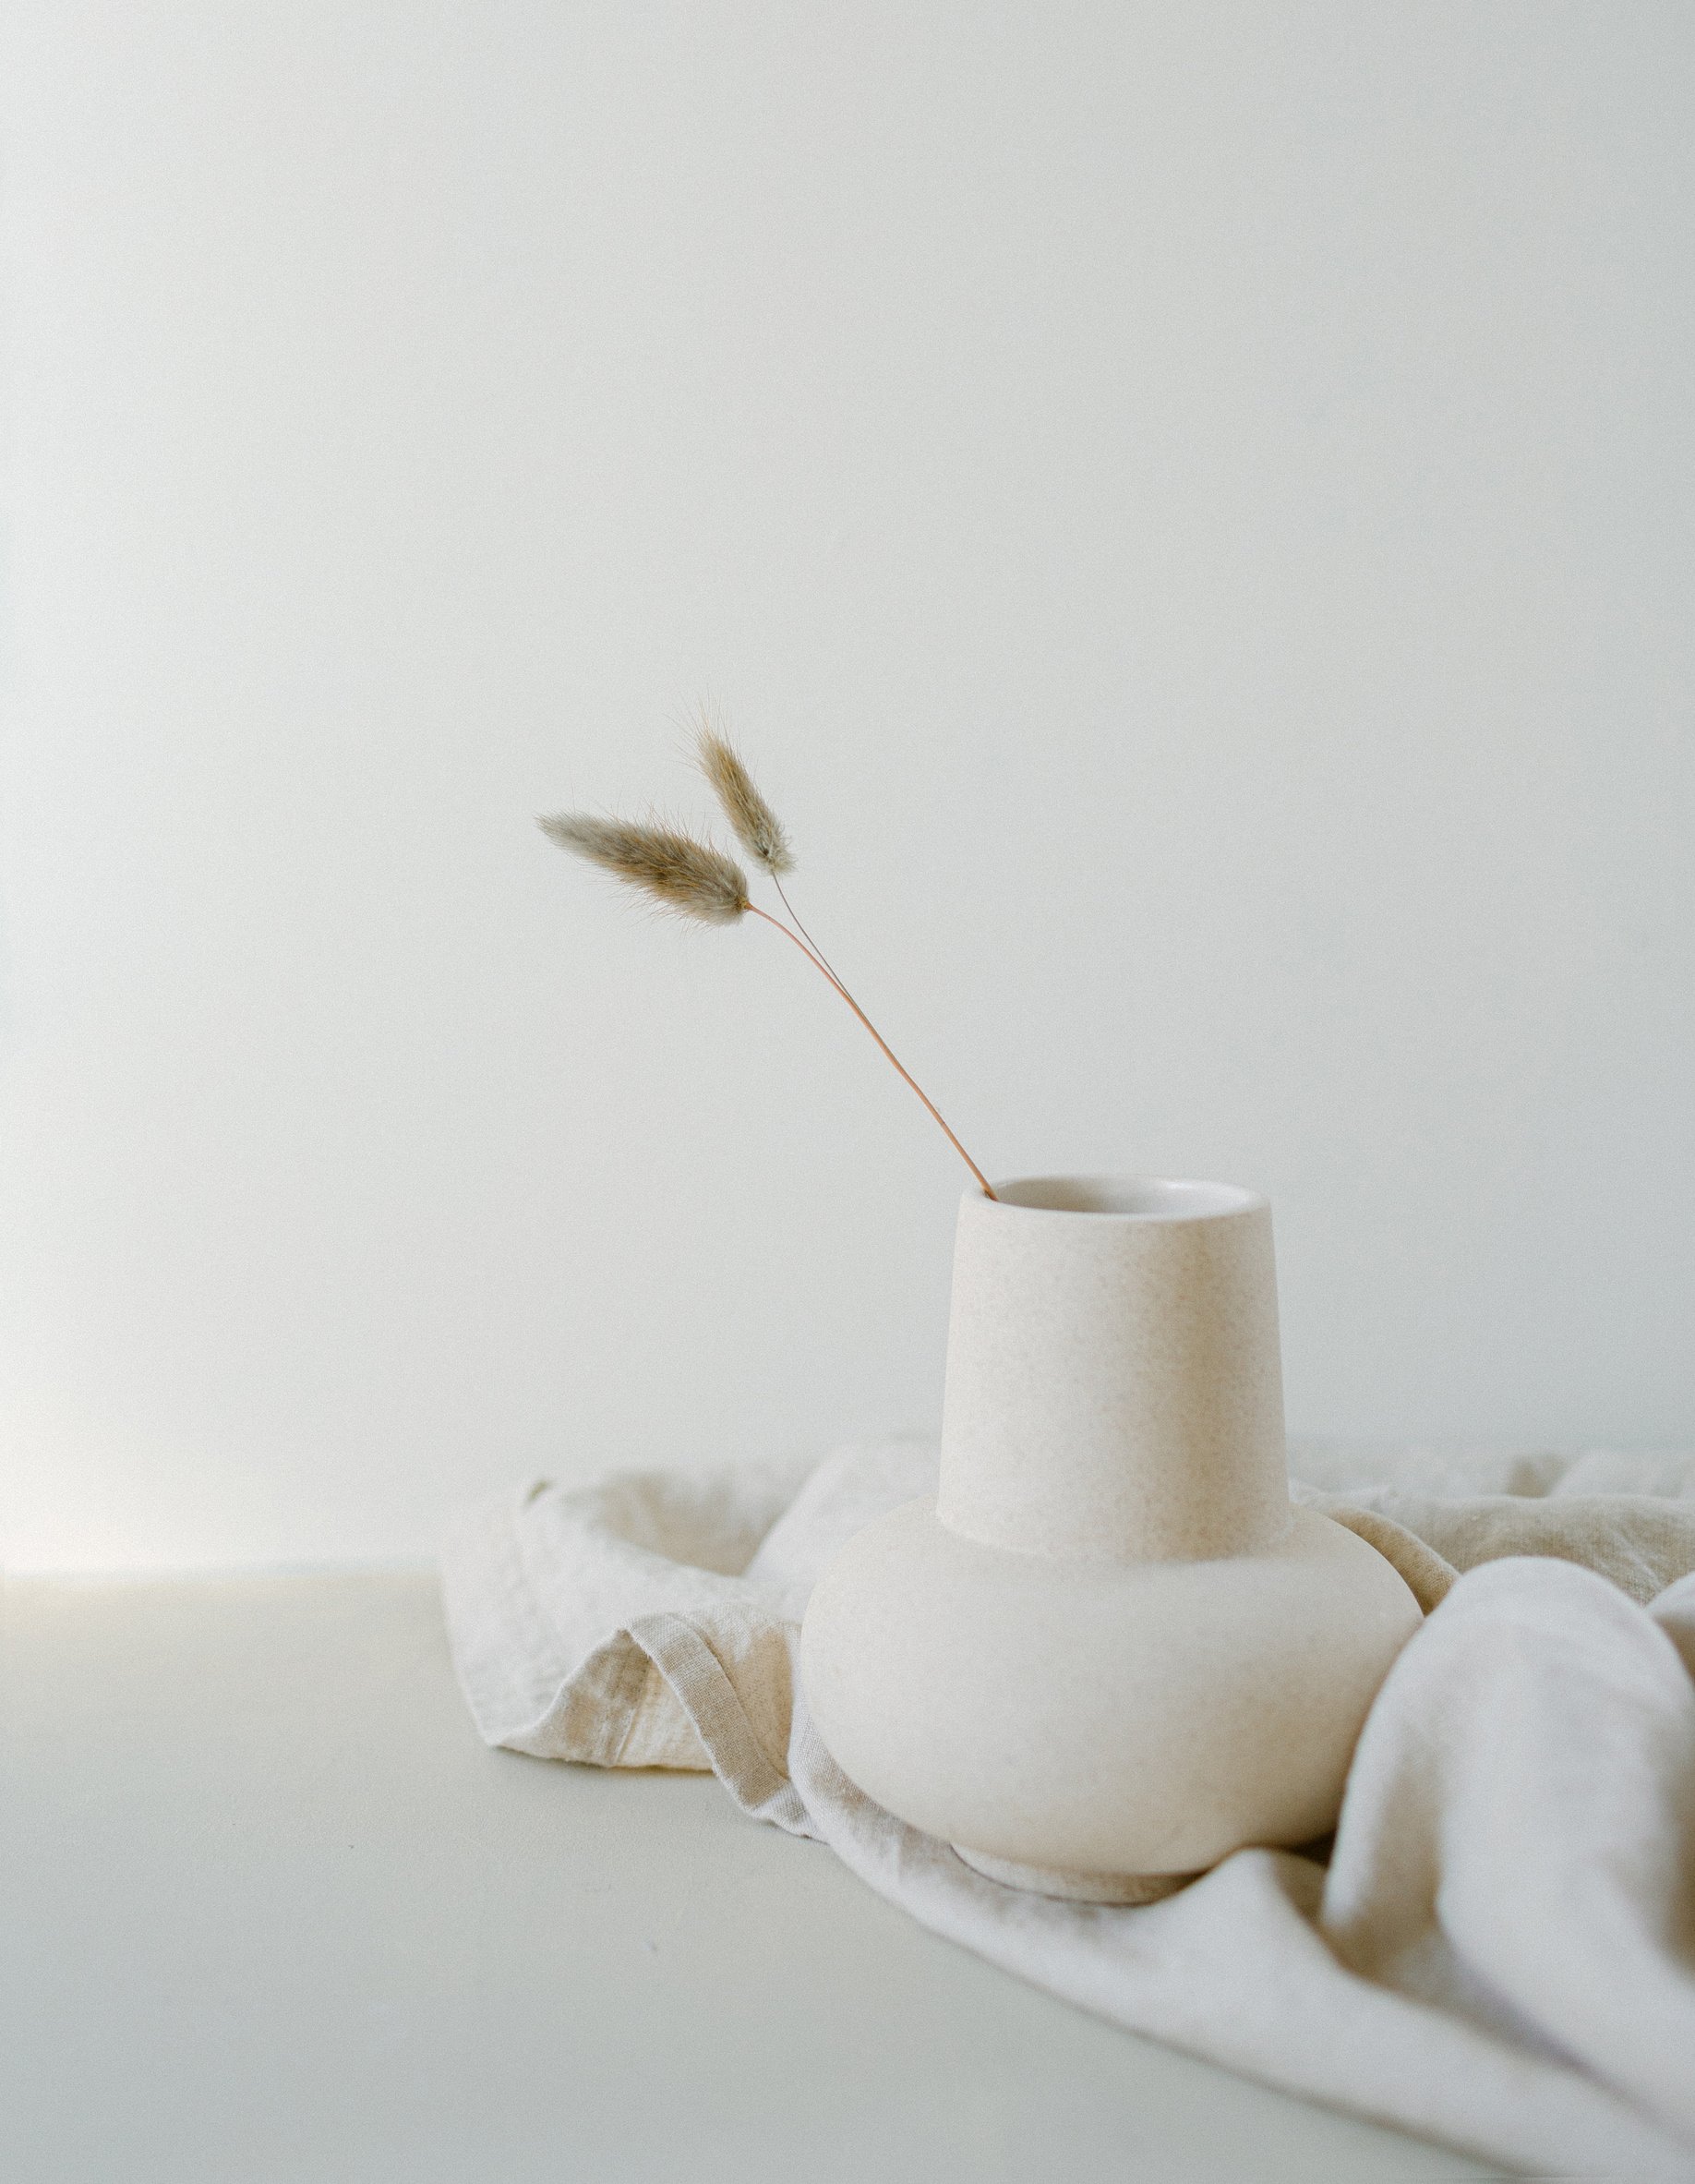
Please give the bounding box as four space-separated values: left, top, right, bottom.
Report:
952 1846 1192 1905
800 1497 1423 1882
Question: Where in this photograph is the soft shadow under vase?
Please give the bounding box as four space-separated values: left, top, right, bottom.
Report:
799 1176 1423 1900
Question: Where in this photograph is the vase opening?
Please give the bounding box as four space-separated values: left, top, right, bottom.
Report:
991 1175 1262 1221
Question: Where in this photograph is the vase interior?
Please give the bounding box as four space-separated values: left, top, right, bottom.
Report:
992 1175 1261 1220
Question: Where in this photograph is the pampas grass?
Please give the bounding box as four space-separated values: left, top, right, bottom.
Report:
695 727 792 876
695 721 847 991
539 729 996 1198
536 813 751 925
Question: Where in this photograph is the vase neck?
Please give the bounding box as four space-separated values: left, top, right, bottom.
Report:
934 1183 1291 1563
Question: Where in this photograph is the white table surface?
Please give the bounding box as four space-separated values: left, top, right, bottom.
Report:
4 1573 1515 2183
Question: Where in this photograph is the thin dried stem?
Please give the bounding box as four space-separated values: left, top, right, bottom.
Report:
744 903 997 1199
771 873 848 992
542 739 997 1199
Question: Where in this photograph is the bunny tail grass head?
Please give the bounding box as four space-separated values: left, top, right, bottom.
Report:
695 725 794 875
538 813 751 924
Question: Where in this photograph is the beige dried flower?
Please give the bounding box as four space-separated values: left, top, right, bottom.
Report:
537 813 750 924
538 730 996 1198
695 727 793 875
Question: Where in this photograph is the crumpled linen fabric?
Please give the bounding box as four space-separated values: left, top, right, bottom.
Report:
441 1440 1695 2180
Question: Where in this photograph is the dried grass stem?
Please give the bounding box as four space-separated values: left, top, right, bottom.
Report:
744 904 997 1199
542 731 997 1199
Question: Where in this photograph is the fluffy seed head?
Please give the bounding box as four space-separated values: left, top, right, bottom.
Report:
695 727 793 875
538 813 751 923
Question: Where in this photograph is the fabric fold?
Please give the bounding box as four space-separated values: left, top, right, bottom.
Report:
442 1440 1695 2180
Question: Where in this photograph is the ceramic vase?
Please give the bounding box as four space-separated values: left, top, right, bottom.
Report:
799 1176 1423 1902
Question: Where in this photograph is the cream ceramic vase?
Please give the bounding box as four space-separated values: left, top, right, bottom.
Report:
800 1176 1423 1902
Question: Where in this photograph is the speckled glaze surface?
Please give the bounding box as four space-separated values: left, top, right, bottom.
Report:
799 1176 1424 1895
937 1177 1290 1562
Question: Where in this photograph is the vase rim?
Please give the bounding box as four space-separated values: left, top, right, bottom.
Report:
978 1175 1266 1223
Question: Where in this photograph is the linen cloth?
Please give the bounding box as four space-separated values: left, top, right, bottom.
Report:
442 1440 1695 2180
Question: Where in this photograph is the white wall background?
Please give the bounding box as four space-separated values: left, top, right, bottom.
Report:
4 2 1692 1572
